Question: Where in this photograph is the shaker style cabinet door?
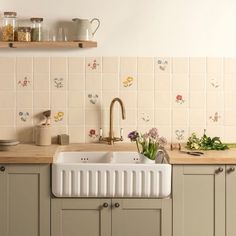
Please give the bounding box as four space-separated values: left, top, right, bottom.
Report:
226 165 236 236
112 198 172 236
173 165 225 236
51 198 111 236
0 164 50 236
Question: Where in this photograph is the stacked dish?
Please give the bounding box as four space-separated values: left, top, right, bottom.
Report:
0 139 20 151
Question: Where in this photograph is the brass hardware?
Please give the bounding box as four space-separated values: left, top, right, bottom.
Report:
114 203 120 208
103 202 109 208
99 97 126 145
215 167 224 174
0 166 5 172
227 167 235 173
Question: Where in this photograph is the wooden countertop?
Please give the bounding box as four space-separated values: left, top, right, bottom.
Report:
1 143 236 164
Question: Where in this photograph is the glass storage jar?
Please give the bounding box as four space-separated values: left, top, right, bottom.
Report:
30 17 43 41
17 27 31 42
1 12 17 41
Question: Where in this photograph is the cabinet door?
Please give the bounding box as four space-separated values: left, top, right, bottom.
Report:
0 164 50 236
112 198 172 236
51 198 111 236
173 165 225 236
226 165 236 236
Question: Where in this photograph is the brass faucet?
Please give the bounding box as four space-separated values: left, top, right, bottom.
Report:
99 97 126 145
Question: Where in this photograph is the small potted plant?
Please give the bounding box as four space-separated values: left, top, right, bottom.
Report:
128 128 167 164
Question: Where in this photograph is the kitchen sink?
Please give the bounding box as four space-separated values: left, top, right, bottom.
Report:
52 151 171 198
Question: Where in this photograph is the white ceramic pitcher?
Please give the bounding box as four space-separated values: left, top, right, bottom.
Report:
72 18 100 41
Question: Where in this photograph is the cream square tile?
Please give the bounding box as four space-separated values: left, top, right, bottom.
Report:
137 109 154 127
17 109 33 126
102 57 119 73
207 58 222 74
68 74 85 90
52 110 66 126
172 74 189 91
172 127 188 143
68 91 85 108
33 74 50 90
68 57 85 73
224 110 236 126
0 74 15 90
207 92 223 109
172 58 189 73
85 91 101 108
189 57 206 73
85 126 100 143
101 91 119 108
16 57 33 73
207 74 223 91
224 126 236 142
138 74 154 90
225 92 236 109
85 109 101 126
0 127 16 139
172 92 189 108
33 57 50 74
0 91 15 108
224 58 236 74
120 57 137 74
120 109 137 127
17 91 33 108
68 108 85 125
102 73 119 90
0 109 15 126
155 109 171 126
85 73 102 90
189 109 206 126
50 57 67 74
155 57 171 73
155 91 172 109
0 57 15 74
189 74 206 91
172 109 188 125
224 74 236 91
120 73 137 90
51 91 67 108
17 74 33 90
68 126 85 143
207 110 223 125
101 108 119 127
51 74 67 90
138 91 154 109
119 91 137 109
189 92 206 109
16 126 33 143
86 57 101 73
155 74 171 91
33 91 50 108
137 57 154 74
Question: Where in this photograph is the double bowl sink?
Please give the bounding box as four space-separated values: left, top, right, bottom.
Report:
52 151 171 198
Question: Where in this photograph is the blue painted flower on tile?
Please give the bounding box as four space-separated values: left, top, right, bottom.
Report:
19 111 30 122
141 112 150 122
88 94 98 104
209 112 221 122
175 129 185 141
54 77 64 88
157 59 168 71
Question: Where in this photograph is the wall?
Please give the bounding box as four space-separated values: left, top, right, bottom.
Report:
1 0 236 56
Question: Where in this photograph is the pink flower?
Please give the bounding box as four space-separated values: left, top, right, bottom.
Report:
148 128 159 139
89 129 96 136
176 95 182 101
159 136 167 147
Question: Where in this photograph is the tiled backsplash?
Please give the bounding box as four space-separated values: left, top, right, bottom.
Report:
0 57 236 143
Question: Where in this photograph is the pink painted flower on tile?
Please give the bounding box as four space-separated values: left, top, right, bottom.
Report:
209 112 221 122
176 94 185 104
89 129 98 139
88 59 99 70
18 76 30 87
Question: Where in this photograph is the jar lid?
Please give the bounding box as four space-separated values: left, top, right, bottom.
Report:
18 27 31 32
4 11 17 17
30 17 43 22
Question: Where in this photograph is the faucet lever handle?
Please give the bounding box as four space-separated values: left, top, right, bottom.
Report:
120 128 123 139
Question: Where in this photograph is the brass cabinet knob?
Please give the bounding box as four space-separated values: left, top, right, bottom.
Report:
227 167 235 173
0 166 5 172
103 202 109 208
114 203 120 208
215 167 224 174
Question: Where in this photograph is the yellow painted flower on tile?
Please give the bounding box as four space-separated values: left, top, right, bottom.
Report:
54 111 64 122
123 76 134 87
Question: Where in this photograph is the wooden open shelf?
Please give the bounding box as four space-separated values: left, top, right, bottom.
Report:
0 41 97 49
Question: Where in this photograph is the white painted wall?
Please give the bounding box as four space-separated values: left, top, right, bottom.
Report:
1 0 236 56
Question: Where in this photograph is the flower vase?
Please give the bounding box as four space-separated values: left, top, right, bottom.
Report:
139 153 156 164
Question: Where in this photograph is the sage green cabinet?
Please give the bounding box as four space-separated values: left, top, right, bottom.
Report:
0 164 50 236
51 198 172 236
173 164 236 236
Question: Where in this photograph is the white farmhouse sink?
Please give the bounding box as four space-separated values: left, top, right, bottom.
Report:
52 151 171 198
